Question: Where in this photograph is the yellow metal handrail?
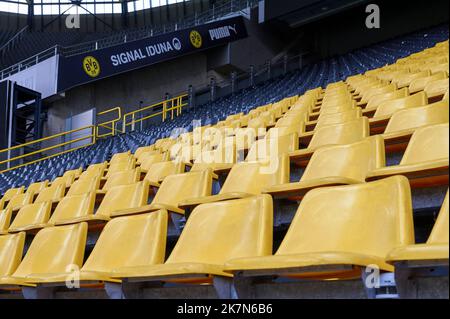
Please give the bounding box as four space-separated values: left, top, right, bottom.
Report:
0 125 96 173
96 107 122 138
0 94 188 174
122 94 188 132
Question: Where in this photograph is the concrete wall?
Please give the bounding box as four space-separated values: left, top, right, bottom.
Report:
44 50 213 136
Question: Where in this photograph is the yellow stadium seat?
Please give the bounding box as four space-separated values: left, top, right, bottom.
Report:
0 223 87 292
6 192 34 212
0 232 25 281
190 142 236 174
357 83 397 105
8 202 52 233
63 168 82 179
424 78 449 101
51 174 75 189
224 176 414 297
0 208 12 234
383 100 449 142
109 151 132 165
386 191 449 299
139 152 168 173
265 136 385 199
26 181 49 196
20 211 168 295
409 71 447 93
393 71 430 89
0 186 25 209
305 108 362 132
112 169 213 217
100 168 141 193
54 181 148 224
364 88 409 114
246 133 298 161
372 91 428 120
179 156 288 210
143 161 185 187
105 157 136 177
290 117 370 165
110 195 273 298
47 192 96 226
66 176 101 196
33 184 65 206
367 123 449 187
134 145 156 159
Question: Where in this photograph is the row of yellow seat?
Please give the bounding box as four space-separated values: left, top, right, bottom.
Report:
0 40 448 298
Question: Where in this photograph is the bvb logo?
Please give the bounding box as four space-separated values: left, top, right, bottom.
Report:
82 56 101 78
189 30 202 49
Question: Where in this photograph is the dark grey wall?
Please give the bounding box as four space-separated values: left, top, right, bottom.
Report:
308 0 449 58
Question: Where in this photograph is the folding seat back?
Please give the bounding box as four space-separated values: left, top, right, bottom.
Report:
246 133 298 161
52 174 75 188
276 176 414 271
394 71 430 88
428 63 449 75
106 158 136 176
134 145 156 159
315 108 362 129
151 169 213 208
6 192 34 211
80 210 168 276
8 202 52 232
384 100 449 134
0 232 25 277
109 151 132 166
63 168 82 179
366 88 409 110
96 181 149 218
102 168 141 191
79 163 106 180
319 101 356 115
191 143 236 172
0 208 12 233
308 117 370 150
67 176 101 196
220 155 289 195
399 123 449 165
360 83 397 103
267 124 303 138
427 191 449 244
140 153 168 171
34 184 65 204
165 195 273 265
12 223 87 279
26 181 49 195
424 78 450 98
1 186 25 202
374 91 428 118
144 161 185 184
409 71 447 93
301 136 385 183
136 150 161 164
48 192 96 225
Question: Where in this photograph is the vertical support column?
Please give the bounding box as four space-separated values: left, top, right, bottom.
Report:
249 65 255 88
210 77 216 102
231 71 237 95
188 85 195 110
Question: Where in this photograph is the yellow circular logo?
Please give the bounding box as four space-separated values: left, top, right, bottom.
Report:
82 56 101 78
189 30 203 49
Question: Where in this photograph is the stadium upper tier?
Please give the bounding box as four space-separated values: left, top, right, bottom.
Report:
0 22 448 299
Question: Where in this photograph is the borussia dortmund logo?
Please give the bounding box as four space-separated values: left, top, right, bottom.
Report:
82 56 101 78
189 30 203 49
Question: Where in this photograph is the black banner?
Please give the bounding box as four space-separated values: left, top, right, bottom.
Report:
57 16 248 92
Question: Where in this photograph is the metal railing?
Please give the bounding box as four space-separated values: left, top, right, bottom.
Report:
0 125 96 173
96 106 122 138
122 93 189 133
0 0 258 80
